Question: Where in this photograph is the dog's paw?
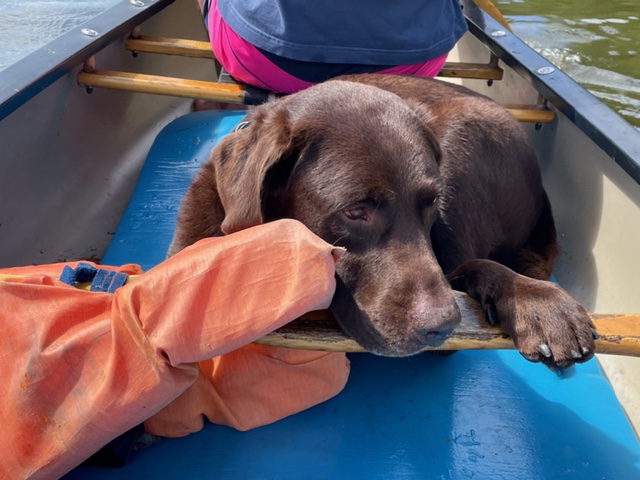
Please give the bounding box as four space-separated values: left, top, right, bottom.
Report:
496 280 597 369
447 259 597 369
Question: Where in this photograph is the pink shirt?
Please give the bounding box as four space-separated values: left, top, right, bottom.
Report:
207 0 450 93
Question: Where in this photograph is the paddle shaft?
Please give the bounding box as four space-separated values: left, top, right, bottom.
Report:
256 291 640 357
2 273 637 356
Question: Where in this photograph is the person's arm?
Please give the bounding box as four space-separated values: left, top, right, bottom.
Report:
0 219 340 479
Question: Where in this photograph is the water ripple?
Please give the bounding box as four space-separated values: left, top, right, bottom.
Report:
0 0 120 71
504 3 640 128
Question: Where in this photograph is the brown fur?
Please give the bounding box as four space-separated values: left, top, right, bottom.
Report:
169 74 595 369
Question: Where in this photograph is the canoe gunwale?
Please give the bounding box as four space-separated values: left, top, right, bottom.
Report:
465 8 640 185
0 0 175 122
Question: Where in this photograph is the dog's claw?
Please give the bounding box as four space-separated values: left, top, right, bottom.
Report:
571 350 582 359
591 327 599 339
581 345 591 355
485 304 498 326
537 344 552 358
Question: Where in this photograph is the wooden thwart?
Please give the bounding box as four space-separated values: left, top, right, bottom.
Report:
505 106 555 124
77 69 271 105
125 36 505 81
439 61 503 80
77 69 553 123
126 35 215 59
255 291 640 358
83 34 557 122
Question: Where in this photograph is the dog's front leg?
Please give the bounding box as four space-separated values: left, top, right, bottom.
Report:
446 259 597 369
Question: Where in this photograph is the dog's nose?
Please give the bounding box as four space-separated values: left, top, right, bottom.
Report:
409 299 461 345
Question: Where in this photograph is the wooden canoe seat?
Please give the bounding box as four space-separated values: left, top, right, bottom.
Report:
64 109 639 479
77 34 555 124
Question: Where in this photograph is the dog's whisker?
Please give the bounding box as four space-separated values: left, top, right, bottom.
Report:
331 236 348 248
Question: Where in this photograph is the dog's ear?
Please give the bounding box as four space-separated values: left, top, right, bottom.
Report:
213 103 300 234
403 98 442 165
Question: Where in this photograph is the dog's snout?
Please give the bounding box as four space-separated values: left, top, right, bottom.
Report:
409 298 461 345
416 330 441 346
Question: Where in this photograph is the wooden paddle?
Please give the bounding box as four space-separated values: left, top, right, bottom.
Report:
2 273 637 356
255 291 640 358
472 0 512 31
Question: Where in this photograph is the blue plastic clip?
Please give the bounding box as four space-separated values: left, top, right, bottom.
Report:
59 262 128 293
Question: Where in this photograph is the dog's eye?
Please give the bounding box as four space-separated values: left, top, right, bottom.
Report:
418 191 440 209
343 205 369 221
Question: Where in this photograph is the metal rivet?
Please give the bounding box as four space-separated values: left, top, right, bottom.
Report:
490 30 507 37
537 66 555 75
130 0 145 6
81 28 99 37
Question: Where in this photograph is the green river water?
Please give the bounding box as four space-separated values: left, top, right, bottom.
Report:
497 0 640 128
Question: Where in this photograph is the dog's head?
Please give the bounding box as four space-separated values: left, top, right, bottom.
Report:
193 80 461 356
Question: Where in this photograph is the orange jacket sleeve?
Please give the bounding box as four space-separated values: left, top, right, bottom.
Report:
0 220 349 479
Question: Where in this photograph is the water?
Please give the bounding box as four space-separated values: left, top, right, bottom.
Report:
0 0 121 71
497 0 640 128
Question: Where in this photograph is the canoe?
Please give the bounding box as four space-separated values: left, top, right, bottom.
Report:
1 1 639 478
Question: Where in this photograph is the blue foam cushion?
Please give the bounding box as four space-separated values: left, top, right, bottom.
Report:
65 110 640 479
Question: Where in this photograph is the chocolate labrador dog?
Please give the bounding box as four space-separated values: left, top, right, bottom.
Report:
169 74 596 369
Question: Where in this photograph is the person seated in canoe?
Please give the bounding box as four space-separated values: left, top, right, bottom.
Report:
197 0 468 94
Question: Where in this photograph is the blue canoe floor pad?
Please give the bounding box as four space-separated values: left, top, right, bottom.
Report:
66 110 640 479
